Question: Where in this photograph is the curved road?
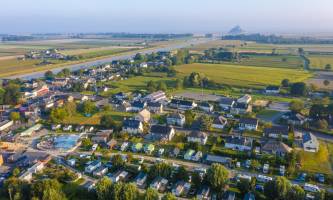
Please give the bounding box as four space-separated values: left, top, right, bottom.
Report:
7 38 213 80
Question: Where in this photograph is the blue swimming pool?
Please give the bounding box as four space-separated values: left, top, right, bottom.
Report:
54 134 80 151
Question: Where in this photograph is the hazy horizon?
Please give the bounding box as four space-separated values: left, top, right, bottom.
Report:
1 0 333 35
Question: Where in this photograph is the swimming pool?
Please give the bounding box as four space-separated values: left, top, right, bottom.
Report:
54 134 80 151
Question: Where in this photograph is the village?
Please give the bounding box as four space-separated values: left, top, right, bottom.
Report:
0 49 332 200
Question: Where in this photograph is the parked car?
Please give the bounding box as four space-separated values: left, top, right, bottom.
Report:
315 174 325 183
296 173 307 182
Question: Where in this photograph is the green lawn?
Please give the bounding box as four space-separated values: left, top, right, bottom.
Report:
299 141 333 175
175 63 312 89
256 110 282 122
239 55 303 69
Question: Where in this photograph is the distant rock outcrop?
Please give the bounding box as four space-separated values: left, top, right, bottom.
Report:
228 26 245 35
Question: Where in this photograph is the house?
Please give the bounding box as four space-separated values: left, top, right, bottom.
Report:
114 92 128 100
144 144 155 154
111 170 129 183
184 149 195 160
265 85 280 94
85 160 102 173
225 136 252 151
91 136 108 144
20 124 42 137
135 109 151 123
264 126 289 139
131 143 143 152
187 131 208 145
197 186 210 200
231 103 252 114
172 181 191 197
219 97 235 110
139 62 148 68
63 125 72 132
149 125 175 141
93 166 108 177
169 99 197 110
244 193 255 200
147 102 163 113
144 91 167 103
150 177 168 192
262 140 292 157
166 113 185 127
135 172 147 188
19 162 44 182
107 139 117 149
239 118 258 131
222 191 236 200
192 151 203 162
67 159 76 167
237 94 252 104
122 119 143 135
282 112 306 125
130 101 147 112
120 142 129 151
199 102 214 113
0 120 13 131
204 154 232 165
212 116 227 129
83 181 96 191
302 132 319 152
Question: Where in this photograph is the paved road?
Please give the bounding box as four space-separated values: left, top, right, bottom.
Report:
6 38 213 80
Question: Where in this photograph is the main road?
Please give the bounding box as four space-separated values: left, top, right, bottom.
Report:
6 38 213 80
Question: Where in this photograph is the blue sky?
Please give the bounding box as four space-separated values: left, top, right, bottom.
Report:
1 0 332 34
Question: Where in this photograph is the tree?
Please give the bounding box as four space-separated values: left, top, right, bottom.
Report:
12 168 20 177
323 80 330 86
315 119 328 129
237 178 252 195
143 188 159 200
173 166 189 182
44 71 55 80
57 68 71 77
79 101 96 115
250 160 261 170
49 108 67 123
3 84 21 105
121 183 139 200
289 100 304 113
290 82 307 96
100 115 118 129
199 115 213 131
31 179 66 200
63 102 77 116
9 112 20 122
162 193 177 200
191 172 203 190
184 110 196 128
157 81 167 91
111 154 125 169
81 138 93 150
281 79 290 87
148 163 172 180
325 64 331 71
134 53 145 62
206 164 229 195
175 79 183 90
264 176 291 200
4 178 30 200
286 185 305 200
147 81 157 92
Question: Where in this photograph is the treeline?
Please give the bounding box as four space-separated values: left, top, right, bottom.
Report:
2 35 35 42
223 34 333 44
73 33 193 39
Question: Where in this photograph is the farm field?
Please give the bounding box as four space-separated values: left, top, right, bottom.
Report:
308 55 333 69
299 141 333 175
239 54 303 69
175 63 312 89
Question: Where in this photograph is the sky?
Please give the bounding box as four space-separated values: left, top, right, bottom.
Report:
1 0 333 34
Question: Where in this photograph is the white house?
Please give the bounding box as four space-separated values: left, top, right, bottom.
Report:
135 109 151 123
85 160 101 173
212 116 227 130
111 170 129 183
302 132 319 152
225 136 252 151
239 118 258 131
0 120 13 131
237 94 252 104
198 102 214 113
166 113 185 127
122 119 143 135
187 131 208 145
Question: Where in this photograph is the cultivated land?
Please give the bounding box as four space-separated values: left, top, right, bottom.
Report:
175 63 312 88
308 55 333 69
238 54 303 69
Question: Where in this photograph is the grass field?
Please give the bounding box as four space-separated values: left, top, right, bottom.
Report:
308 55 333 69
62 111 134 125
175 63 311 89
239 55 303 69
299 141 333 175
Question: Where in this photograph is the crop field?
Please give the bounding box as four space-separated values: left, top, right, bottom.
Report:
175 63 311 88
239 55 303 69
308 55 333 69
299 141 333 175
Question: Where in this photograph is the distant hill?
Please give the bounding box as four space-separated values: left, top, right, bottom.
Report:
228 26 245 35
